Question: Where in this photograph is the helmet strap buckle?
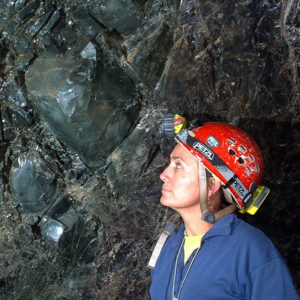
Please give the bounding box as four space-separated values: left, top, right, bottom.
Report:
199 162 237 224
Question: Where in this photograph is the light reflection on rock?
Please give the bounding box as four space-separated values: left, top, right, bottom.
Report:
10 153 57 214
92 0 143 35
40 215 66 244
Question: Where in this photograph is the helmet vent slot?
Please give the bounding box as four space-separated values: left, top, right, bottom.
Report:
228 138 236 144
248 155 254 162
238 146 246 153
246 167 251 174
229 149 236 156
238 157 245 164
254 166 259 173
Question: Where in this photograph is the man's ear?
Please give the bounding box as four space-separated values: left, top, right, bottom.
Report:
207 177 222 198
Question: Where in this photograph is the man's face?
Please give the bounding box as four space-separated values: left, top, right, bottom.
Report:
160 144 200 210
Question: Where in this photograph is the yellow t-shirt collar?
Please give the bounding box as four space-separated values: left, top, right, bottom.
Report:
184 231 205 264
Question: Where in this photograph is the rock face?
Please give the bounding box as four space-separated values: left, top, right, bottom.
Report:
25 53 140 164
0 0 299 299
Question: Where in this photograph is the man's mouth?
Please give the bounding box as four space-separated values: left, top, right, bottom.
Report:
162 186 171 193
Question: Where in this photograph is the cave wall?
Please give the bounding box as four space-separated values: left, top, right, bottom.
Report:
0 0 299 299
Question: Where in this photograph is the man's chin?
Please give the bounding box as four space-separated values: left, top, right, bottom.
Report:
160 196 169 207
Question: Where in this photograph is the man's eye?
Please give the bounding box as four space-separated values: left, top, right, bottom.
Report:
175 162 182 169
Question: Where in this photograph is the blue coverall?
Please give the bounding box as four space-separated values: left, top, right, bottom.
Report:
150 214 299 300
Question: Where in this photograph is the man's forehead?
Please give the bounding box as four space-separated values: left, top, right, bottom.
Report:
170 144 195 162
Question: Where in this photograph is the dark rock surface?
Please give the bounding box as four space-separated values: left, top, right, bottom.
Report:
0 0 299 299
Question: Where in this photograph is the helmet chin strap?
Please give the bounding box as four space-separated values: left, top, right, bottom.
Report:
198 162 237 224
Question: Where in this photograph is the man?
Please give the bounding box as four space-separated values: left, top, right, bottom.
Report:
150 122 299 300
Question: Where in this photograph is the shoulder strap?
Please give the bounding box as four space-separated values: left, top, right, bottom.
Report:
147 214 181 269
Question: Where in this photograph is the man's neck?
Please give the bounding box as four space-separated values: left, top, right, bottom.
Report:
176 205 213 236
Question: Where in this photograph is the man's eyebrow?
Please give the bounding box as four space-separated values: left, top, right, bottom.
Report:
170 156 185 162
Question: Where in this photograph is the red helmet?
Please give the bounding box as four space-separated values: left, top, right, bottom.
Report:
175 122 264 209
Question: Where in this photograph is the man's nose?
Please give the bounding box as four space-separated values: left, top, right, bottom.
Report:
160 165 170 182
